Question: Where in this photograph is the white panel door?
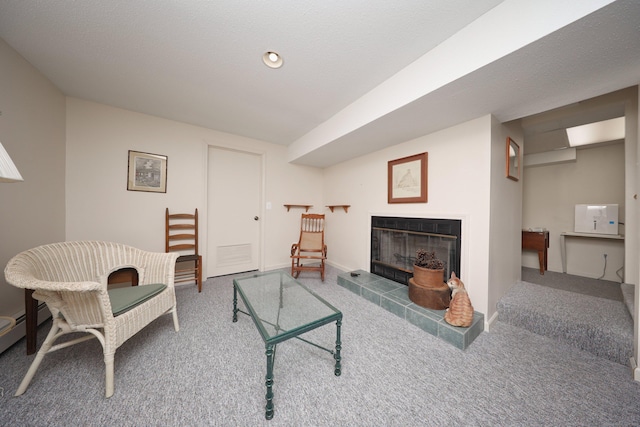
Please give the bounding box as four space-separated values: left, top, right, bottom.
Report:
207 147 261 277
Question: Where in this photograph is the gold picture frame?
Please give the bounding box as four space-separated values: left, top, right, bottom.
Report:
388 152 428 203
127 150 167 193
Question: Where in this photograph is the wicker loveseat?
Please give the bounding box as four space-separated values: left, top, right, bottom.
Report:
4 241 180 398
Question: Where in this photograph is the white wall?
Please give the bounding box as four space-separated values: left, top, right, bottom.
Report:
323 116 494 317
63 99 518 324
65 98 324 275
624 90 638 288
630 86 640 378
0 38 66 321
523 143 625 281
488 118 523 324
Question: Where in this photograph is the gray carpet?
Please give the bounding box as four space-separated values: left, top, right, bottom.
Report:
1 266 640 426
521 267 623 301
622 283 635 316
497 281 633 366
512 267 634 365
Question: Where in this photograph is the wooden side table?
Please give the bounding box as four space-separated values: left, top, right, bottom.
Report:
522 230 549 275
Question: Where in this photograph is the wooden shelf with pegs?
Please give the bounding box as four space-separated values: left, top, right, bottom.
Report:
284 204 313 212
326 205 350 213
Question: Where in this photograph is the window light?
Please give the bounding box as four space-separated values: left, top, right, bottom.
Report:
0 142 23 183
566 117 625 147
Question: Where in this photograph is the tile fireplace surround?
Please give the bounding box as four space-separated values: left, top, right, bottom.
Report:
337 270 484 350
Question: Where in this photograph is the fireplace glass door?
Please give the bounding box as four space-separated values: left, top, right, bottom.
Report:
370 217 461 285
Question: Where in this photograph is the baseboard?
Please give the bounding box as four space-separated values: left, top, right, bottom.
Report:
174 280 197 287
0 304 51 354
631 357 640 382
261 261 350 274
262 262 290 271
325 260 350 273
485 311 499 332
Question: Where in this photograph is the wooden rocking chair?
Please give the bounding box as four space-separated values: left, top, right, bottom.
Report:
291 213 327 281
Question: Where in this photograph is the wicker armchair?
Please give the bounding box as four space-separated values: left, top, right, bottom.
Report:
4 241 180 398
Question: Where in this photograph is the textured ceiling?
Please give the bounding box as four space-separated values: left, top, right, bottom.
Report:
0 1 639 167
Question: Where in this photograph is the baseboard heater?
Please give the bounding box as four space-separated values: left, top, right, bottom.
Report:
0 303 51 354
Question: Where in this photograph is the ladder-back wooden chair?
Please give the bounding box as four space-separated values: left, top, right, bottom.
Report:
166 208 203 292
291 213 327 281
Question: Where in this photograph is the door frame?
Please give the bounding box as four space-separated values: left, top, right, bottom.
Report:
202 143 266 279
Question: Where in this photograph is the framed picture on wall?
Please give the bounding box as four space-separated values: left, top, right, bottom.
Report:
127 150 167 193
506 137 520 181
388 152 428 203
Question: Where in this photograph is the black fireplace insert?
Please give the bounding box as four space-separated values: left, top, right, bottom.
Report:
370 216 461 285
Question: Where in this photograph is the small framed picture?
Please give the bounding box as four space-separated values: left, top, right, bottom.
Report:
388 152 428 203
127 150 167 193
506 137 520 181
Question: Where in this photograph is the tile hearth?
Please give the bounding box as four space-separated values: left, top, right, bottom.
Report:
337 270 484 350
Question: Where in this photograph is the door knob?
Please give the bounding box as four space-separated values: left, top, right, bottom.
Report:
254 216 259 221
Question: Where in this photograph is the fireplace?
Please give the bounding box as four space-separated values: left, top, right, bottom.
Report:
370 216 461 285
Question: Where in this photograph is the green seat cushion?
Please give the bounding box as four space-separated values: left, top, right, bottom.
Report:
108 283 167 316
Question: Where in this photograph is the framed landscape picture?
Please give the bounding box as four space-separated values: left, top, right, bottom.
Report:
388 152 428 203
127 150 167 193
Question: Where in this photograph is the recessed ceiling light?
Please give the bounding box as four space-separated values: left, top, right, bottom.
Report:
262 51 283 69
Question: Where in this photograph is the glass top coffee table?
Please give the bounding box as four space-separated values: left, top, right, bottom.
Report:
233 270 342 420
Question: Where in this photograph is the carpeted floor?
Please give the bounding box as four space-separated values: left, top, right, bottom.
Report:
497 280 633 365
521 267 623 301
1 266 639 426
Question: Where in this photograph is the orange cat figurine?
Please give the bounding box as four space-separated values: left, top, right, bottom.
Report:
444 272 474 327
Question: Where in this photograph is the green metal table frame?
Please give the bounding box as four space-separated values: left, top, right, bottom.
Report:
232 271 342 420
